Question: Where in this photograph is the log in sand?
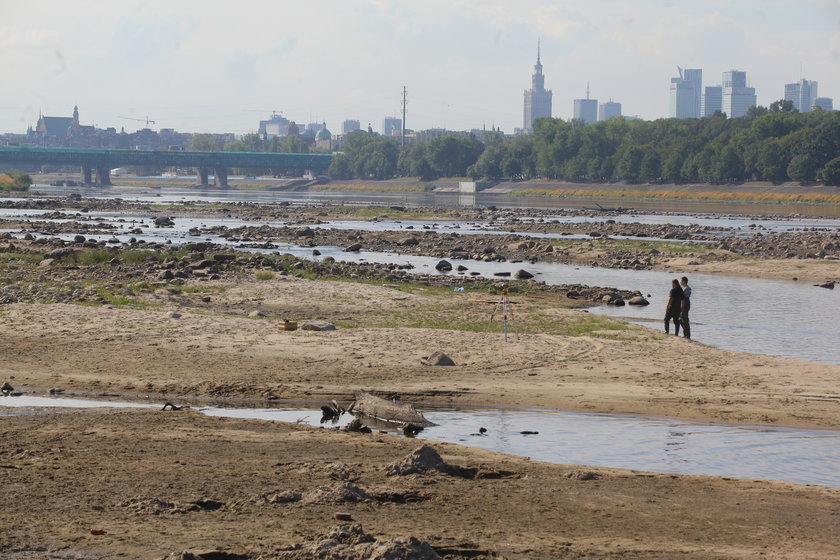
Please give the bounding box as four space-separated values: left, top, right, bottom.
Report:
351 390 437 427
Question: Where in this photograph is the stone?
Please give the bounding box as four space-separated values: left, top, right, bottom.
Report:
73 235 86 243
343 243 363 252
169 312 182 319
514 269 534 279
248 310 267 317
296 227 316 238
435 260 452 272
38 258 56 268
399 236 420 246
421 350 455 366
386 444 459 476
47 247 75 259
300 320 336 331
628 296 650 305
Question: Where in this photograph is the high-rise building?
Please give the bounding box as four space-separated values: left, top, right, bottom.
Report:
722 70 756 118
382 117 401 137
342 120 361 134
669 67 702 118
523 41 552 132
784 79 819 112
702 86 723 116
598 100 621 121
814 97 834 111
573 97 598 124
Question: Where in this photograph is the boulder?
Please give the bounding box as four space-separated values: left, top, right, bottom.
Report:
435 260 452 272
628 296 650 305
399 236 420 246
421 350 455 366
343 243 363 252
514 269 534 279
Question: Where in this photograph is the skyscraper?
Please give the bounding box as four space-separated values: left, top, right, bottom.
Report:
702 86 723 116
598 100 622 121
342 120 361 134
573 98 598 124
523 40 552 132
784 79 818 112
814 97 834 111
669 67 702 118
382 117 401 137
722 70 756 118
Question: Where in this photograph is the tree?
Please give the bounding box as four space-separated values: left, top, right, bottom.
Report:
712 146 745 182
1 170 32 191
787 154 820 182
328 153 353 179
769 99 798 114
188 133 218 151
268 135 309 154
639 150 662 182
615 146 644 182
426 136 484 177
817 156 840 186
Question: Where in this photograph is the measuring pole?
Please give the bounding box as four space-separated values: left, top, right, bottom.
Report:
489 287 512 342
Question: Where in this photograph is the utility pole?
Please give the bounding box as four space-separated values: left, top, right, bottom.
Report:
401 86 407 147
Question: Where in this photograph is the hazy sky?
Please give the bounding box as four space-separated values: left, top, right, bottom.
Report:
1 0 838 135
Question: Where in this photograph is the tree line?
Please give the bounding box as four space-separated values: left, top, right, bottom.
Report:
327 104 840 186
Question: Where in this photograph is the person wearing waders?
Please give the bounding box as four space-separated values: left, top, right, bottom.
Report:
680 276 692 340
664 278 684 336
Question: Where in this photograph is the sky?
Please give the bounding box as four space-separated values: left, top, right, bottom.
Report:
1 0 838 136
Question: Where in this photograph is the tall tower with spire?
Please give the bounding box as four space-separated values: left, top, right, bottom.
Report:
523 40 553 132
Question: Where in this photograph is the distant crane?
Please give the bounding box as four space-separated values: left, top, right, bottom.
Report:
119 115 156 128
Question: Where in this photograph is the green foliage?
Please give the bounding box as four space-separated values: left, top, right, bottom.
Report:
255 271 275 281
817 156 840 186
189 133 219 151
334 130 398 179
0 170 32 191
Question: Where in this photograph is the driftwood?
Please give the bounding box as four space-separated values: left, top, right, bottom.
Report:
351 390 436 427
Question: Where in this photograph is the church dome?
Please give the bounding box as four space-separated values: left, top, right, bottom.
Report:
316 123 331 139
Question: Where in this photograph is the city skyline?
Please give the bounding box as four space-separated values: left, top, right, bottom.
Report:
1 0 838 135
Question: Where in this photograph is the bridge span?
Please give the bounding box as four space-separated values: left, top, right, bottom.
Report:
0 146 333 186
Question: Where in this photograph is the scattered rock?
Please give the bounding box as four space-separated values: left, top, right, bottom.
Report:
262 490 302 504
302 482 373 505
565 470 603 481
275 524 442 560
248 310 267 318
628 296 649 305
513 269 534 279
300 320 336 331
343 243 363 252
435 260 452 272
386 445 460 477
420 350 455 366
168 312 182 319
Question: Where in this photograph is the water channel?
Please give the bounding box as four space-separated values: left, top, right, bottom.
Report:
2 394 839 488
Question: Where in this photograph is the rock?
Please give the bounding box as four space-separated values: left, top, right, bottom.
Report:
274 524 442 560
158 270 175 280
168 312 182 319
1 381 14 396
47 247 75 259
386 445 460 477
312 249 321 256
300 320 336 331
73 235 86 243
611 298 625 306
154 216 175 227
343 243 363 252
38 258 56 268
816 281 835 289
628 296 650 305
565 470 602 481
212 254 235 262
296 227 316 238
514 269 534 279
435 260 452 271
302 482 372 505
248 310 267 318
263 490 302 504
420 350 455 366
455 265 468 272
399 236 420 246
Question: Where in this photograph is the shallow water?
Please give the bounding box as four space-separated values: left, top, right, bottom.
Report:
3 395 839 487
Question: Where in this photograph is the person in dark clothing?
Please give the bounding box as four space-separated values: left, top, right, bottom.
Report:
680 276 691 339
664 278 684 335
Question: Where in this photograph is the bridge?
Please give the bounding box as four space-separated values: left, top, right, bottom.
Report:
0 146 333 186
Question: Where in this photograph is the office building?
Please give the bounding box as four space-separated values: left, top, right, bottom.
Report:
342 120 361 134
382 117 401 137
598 100 621 121
702 86 723 116
722 70 756 118
784 79 818 112
573 97 598 125
814 97 834 111
523 41 553 132
669 67 702 118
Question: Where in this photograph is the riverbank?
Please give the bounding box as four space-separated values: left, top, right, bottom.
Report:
2 406 839 560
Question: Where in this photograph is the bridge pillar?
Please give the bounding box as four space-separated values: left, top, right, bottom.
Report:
213 167 228 187
197 168 209 186
95 166 113 186
81 166 92 185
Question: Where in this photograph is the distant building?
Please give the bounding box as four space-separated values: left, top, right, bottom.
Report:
598 100 622 121
342 120 360 134
669 68 702 118
573 97 597 125
315 122 332 151
722 70 756 118
259 113 290 139
382 117 402 137
702 86 723 116
784 79 819 112
305 122 325 135
523 41 552 132
814 97 834 111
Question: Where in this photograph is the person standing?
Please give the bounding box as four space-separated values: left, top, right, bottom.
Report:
664 279 684 336
680 276 692 340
